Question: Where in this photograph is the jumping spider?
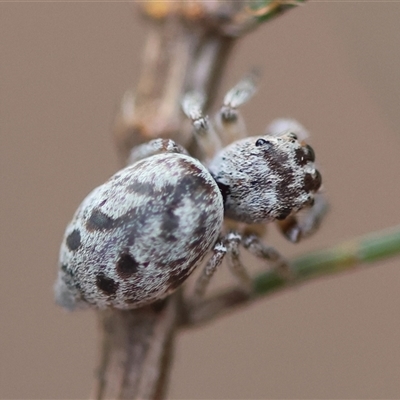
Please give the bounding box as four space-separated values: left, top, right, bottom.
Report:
55 75 326 310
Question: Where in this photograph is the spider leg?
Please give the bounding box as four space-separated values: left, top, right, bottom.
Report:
276 193 328 243
128 138 188 164
241 233 293 280
189 231 254 305
181 90 222 161
190 241 227 303
224 232 252 292
266 118 310 142
214 72 258 144
184 232 296 326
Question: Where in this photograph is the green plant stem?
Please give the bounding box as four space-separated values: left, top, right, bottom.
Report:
186 225 400 328
256 225 400 292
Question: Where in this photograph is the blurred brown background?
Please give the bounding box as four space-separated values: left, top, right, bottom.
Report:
1 2 400 399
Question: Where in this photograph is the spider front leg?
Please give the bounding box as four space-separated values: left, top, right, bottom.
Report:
224 232 253 292
276 193 328 243
189 229 293 305
189 232 252 305
241 233 293 280
222 230 292 288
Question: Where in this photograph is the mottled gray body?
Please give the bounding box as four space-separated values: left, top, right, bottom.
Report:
56 153 223 310
56 76 326 312
208 133 321 224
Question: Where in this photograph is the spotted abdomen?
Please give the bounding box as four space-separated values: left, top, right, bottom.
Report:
55 153 223 310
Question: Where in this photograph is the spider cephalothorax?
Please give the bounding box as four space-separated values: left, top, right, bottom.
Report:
209 132 321 223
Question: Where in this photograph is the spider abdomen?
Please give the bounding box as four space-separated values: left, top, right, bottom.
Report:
56 153 224 310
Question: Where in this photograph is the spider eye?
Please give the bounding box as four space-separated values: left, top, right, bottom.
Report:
255 138 271 147
287 132 298 140
305 144 315 162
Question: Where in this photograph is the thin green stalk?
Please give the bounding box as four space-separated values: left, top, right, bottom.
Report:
187 225 400 328
254 225 400 295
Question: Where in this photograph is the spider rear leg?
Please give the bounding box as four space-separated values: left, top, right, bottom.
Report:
214 72 258 144
181 90 222 161
277 193 328 243
266 118 310 141
128 138 188 164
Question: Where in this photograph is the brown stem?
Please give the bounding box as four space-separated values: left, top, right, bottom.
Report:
92 293 182 400
113 16 235 163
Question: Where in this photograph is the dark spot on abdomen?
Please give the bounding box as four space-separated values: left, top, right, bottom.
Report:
160 209 179 241
116 252 139 278
86 209 116 231
96 273 119 295
66 229 81 251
